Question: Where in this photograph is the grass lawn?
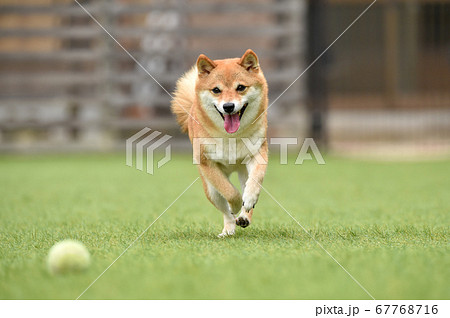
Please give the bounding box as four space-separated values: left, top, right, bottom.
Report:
0 153 448 299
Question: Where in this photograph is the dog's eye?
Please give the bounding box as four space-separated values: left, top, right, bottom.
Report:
211 87 221 94
236 84 246 92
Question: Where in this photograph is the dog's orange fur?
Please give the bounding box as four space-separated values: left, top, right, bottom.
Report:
171 49 268 237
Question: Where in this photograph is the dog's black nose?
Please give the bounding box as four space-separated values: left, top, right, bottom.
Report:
223 103 235 113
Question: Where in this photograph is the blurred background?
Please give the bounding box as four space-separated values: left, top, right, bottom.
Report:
0 0 449 159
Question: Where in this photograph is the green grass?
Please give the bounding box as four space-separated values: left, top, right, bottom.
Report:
0 153 449 299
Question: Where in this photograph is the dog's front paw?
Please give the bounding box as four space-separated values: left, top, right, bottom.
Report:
235 208 253 228
218 222 236 238
217 228 235 238
236 216 250 228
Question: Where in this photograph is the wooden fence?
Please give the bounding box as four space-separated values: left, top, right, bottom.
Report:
0 0 305 152
0 0 449 153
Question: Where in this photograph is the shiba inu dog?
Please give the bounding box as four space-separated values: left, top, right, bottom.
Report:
171 49 268 237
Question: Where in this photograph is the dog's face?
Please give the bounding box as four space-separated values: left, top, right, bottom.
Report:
195 50 268 134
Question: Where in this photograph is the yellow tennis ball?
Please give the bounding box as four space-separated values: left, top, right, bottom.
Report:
47 240 90 275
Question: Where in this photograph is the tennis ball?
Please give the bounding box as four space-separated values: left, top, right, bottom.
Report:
47 240 90 275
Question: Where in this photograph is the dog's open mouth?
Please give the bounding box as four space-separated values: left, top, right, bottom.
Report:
214 103 248 134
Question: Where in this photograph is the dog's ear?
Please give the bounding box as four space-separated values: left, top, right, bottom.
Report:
197 54 217 77
239 49 259 73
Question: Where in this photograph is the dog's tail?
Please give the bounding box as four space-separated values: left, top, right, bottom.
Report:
171 67 196 133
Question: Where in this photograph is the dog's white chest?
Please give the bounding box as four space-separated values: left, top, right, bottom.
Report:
199 136 264 166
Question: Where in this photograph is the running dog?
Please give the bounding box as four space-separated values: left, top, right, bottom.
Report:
171 49 268 237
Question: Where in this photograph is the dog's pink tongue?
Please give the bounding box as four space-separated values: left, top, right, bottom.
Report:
224 113 240 134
